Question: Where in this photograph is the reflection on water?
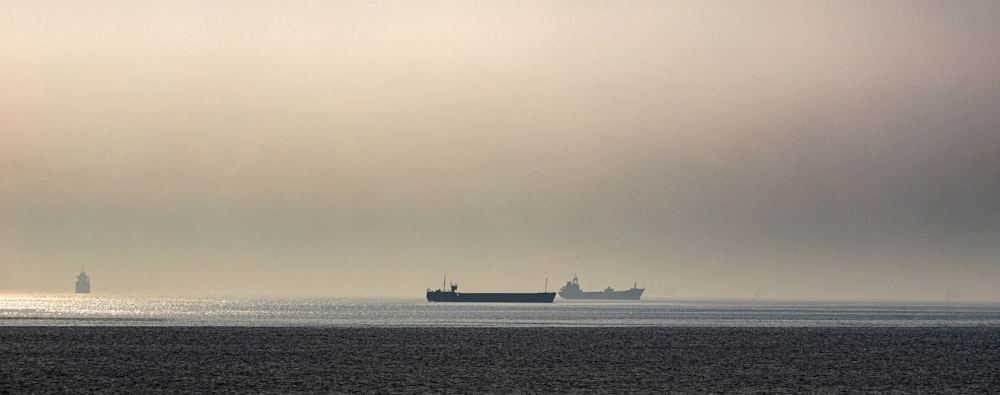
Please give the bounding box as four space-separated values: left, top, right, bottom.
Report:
3 293 1000 327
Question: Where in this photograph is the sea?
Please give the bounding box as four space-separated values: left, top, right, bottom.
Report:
3 294 1000 393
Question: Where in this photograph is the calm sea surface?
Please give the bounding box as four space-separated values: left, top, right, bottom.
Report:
3 293 1000 327
3 294 1000 393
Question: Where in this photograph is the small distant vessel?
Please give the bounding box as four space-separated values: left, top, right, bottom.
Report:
558 275 643 300
426 276 556 303
75 268 90 293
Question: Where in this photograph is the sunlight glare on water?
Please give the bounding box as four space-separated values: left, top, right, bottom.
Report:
3 293 1000 327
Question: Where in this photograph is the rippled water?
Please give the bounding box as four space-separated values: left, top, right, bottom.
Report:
3 293 999 327
5 326 1000 393
5 294 1000 392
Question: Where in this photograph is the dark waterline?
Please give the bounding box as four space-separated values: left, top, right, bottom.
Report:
3 326 999 393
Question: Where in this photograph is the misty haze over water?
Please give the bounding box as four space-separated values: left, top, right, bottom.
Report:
4 2 1000 392
3 2 999 301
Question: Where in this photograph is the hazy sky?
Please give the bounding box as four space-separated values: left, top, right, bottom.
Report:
3 1 999 299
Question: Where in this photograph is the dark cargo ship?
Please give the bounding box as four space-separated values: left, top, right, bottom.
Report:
426 277 555 303
558 275 643 300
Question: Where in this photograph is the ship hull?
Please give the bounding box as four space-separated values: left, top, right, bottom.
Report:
427 291 556 303
558 288 644 300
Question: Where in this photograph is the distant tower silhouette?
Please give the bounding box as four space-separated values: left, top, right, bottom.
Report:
75 268 90 293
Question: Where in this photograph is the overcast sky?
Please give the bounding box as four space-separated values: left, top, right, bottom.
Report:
2 1 999 299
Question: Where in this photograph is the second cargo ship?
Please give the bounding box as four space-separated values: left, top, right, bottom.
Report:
558 275 644 300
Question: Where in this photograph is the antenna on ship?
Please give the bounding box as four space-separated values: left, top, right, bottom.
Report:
545 278 548 293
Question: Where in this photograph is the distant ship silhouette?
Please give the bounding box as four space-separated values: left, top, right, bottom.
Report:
75 268 90 293
426 276 555 303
